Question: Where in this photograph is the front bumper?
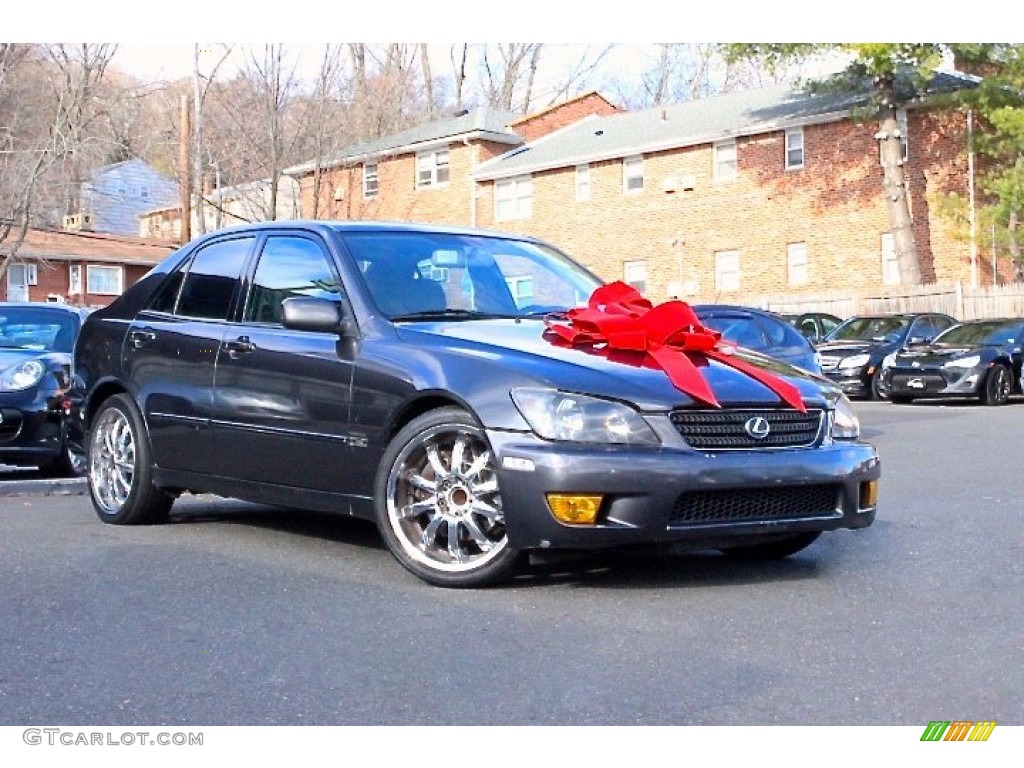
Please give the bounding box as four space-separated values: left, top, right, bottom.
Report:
487 423 880 551
821 368 870 397
0 391 67 467
884 365 984 398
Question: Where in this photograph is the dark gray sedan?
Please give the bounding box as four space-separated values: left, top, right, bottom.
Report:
70 221 880 587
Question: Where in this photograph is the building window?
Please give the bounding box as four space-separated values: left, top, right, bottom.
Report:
416 148 450 189
881 233 900 286
623 156 644 193
69 265 82 295
714 140 737 182
504 276 535 308
495 176 533 221
785 128 804 170
87 265 124 296
363 162 378 198
624 260 647 293
787 242 808 285
575 164 590 201
140 185 149 200
25 263 38 285
715 250 740 292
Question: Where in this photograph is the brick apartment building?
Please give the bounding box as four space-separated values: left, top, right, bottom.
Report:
1 228 174 307
285 74 986 304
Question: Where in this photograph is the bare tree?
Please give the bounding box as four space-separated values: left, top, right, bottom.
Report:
480 44 545 112
450 44 468 113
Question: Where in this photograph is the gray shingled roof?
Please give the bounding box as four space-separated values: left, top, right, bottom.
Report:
473 71 976 181
284 106 524 176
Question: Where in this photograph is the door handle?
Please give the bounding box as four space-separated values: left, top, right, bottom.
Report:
224 336 256 358
128 330 156 348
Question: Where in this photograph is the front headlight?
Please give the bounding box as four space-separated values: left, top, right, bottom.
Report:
0 359 45 391
943 354 981 369
831 394 860 440
511 388 660 445
838 354 871 370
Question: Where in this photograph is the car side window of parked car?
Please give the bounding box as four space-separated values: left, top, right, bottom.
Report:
245 236 344 325
174 237 253 320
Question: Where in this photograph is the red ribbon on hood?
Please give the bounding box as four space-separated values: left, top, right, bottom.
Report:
544 282 805 411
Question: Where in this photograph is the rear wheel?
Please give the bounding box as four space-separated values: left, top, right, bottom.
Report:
981 363 1011 406
375 407 522 588
720 532 821 560
88 394 172 525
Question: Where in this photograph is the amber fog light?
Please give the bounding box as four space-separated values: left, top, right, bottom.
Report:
546 494 603 525
859 480 879 510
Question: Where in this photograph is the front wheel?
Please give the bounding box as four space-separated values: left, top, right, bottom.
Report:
981 363 1012 406
88 393 172 525
720 532 821 560
375 407 522 588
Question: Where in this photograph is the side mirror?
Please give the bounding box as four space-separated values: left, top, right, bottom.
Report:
281 297 356 336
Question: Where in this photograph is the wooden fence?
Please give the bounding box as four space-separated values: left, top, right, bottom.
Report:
732 282 1024 321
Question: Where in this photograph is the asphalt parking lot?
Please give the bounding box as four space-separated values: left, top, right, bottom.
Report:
1 399 1022 728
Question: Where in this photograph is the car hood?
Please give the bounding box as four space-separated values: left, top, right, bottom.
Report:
816 340 887 357
894 343 995 366
393 319 831 411
0 348 67 368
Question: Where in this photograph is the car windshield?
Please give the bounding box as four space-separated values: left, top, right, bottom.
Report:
338 231 603 320
933 320 1021 346
827 316 907 342
0 308 78 352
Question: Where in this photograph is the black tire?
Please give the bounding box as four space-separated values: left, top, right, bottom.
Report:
868 368 885 400
720 531 821 560
374 406 522 588
87 393 172 525
981 363 1011 406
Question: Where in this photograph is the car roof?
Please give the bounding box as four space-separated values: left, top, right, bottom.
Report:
190 219 549 244
692 304 784 319
0 302 90 317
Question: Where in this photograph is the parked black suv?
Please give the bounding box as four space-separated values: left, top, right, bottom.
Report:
816 312 956 399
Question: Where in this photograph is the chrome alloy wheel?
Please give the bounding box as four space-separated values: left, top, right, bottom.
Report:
89 404 137 515
385 422 508 574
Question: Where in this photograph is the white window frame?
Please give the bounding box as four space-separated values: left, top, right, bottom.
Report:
624 260 647 294
787 242 808 286
363 161 378 198
715 250 741 292
622 155 644 193
504 275 535 307
881 233 900 286
86 265 124 296
575 164 591 202
714 140 737 182
69 264 82 295
785 128 804 170
494 175 533 221
25 263 38 285
416 148 450 189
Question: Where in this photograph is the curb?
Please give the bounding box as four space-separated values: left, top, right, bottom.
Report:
0 478 88 497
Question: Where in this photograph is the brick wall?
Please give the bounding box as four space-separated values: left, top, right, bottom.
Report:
510 92 620 143
16 262 153 308
475 109 977 302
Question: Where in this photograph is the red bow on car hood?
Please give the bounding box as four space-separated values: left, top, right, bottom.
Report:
544 281 805 411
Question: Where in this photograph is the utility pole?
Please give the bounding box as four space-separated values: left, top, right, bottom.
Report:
179 94 192 244
193 43 206 235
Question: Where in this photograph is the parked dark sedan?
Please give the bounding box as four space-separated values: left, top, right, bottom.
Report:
71 221 879 587
0 302 89 476
692 305 823 374
779 311 843 344
816 312 956 399
880 318 1024 405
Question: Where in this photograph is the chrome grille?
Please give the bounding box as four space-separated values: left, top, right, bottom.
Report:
670 408 824 450
820 355 841 372
669 484 842 526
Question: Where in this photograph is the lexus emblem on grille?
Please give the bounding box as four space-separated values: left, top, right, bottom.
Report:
744 416 771 440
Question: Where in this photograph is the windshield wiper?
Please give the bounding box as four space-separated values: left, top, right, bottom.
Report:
390 309 519 322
